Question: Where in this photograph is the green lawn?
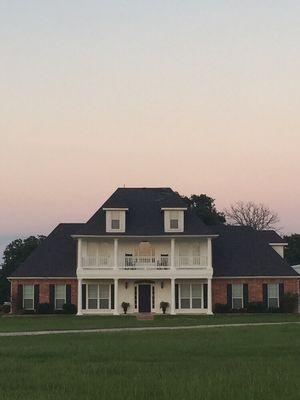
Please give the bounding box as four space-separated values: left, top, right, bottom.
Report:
1 324 300 400
0 313 299 332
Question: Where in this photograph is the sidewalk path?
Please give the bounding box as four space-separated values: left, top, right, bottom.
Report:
1 321 300 337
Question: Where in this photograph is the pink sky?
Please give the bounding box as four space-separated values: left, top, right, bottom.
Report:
0 1 299 257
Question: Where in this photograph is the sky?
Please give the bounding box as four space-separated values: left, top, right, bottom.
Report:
0 1 300 260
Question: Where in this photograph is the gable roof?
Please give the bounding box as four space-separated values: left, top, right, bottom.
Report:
76 187 213 236
10 224 83 278
212 225 298 277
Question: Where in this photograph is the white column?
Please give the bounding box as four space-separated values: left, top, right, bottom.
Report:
77 278 83 316
113 238 118 270
171 238 175 270
113 278 119 315
207 278 213 315
170 278 176 315
77 238 82 271
207 238 212 268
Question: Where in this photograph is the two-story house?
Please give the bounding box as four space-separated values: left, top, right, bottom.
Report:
9 188 299 314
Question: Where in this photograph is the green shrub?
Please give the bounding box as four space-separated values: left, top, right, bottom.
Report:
36 303 53 314
214 303 231 313
280 293 298 313
246 302 266 313
160 301 169 314
62 303 77 314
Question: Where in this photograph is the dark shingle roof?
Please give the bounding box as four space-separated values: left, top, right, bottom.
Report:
212 225 297 277
10 224 83 278
76 187 213 236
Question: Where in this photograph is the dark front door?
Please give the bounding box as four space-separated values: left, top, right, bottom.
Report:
138 284 151 312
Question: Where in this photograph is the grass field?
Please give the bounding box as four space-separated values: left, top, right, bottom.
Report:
0 324 300 400
0 313 300 332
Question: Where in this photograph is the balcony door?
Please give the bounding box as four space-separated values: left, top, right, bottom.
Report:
138 284 151 313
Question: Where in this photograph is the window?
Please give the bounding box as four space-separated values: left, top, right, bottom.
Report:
170 219 179 229
163 209 184 232
23 284 34 310
105 209 126 232
111 219 120 230
232 284 243 309
179 283 202 309
268 284 279 308
55 284 66 310
87 284 110 310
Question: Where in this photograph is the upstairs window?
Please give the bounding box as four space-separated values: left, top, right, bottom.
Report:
105 209 126 232
111 218 120 230
163 209 185 232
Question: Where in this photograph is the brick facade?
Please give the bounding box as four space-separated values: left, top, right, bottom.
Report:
212 278 299 307
10 279 77 313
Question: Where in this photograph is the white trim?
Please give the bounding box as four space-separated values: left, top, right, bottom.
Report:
102 208 129 211
71 234 219 239
161 207 188 211
269 243 288 246
213 276 299 279
8 277 76 280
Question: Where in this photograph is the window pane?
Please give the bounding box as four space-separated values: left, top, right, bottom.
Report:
269 298 279 308
232 298 243 309
56 299 65 310
99 299 109 309
99 285 109 298
181 299 190 309
111 219 120 229
192 298 201 308
24 299 33 310
88 285 98 298
56 285 65 299
232 284 243 298
88 299 98 309
191 284 202 298
180 284 190 298
170 219 178 229
23 285 34 299
268 284 278 298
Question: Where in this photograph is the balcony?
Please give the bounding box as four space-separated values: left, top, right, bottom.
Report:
81 255 207 270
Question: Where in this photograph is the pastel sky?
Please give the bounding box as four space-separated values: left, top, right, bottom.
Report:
0 1 300 259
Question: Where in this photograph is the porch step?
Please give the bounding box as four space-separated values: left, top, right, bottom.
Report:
136 313 154 320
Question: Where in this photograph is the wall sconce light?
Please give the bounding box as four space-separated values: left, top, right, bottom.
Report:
161 281 164 289
125 281 128 289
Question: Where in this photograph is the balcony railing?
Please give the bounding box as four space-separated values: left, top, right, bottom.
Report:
175 255 208 268
82 256 112 268
122 256 170 270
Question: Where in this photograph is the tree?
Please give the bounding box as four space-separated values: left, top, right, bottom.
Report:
183 194 226 225
284 234 300 265
224 201 280 230
0 235 45 304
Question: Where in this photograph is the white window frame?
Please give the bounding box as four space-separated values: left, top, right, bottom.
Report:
87 284 111 310
23 284 34 310
55 284 66 310
232 284 244 309
105 209 126 233
179 283 203 310
163 209 184 232
268 284 279 308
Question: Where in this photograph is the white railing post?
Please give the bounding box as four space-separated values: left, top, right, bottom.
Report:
114 239 118 270
113 278 119 315
207 278 213 315
171 238 175 270
77 278 83 316
170 278 176 315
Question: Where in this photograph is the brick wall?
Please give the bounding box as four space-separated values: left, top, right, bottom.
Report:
10 279 78 313
212 278 299 306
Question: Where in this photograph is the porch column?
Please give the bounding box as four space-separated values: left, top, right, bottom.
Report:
170 278 176 315
171 238 175 270
207 238 212 268
113 278 119 315
77 278 83 316
207 278 213 315
77 238 82 271
113 238 119 270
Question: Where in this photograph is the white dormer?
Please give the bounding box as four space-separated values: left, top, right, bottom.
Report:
162 208 186 233
103 208 128 233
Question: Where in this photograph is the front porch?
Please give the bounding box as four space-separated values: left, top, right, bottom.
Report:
77 278 213 316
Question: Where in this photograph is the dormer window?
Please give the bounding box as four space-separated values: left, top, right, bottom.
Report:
104 208 128 233
162 208 186 232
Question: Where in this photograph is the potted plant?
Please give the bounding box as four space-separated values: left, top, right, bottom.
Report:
160 301 169 314
121 302 130 314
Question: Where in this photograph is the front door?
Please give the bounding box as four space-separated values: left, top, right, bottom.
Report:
138 284 151 312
